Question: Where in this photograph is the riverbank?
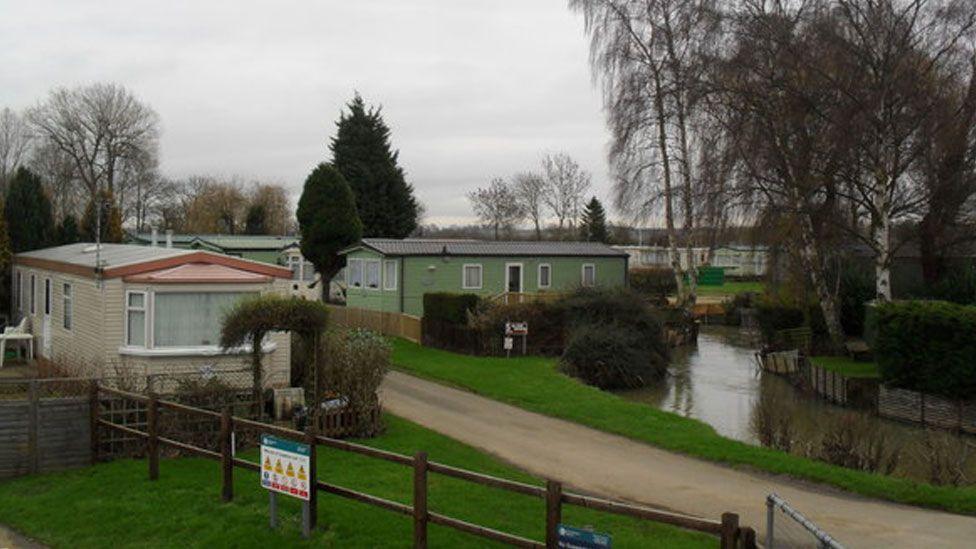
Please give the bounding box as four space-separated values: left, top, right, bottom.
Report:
390 339 976 514
0 415 711 548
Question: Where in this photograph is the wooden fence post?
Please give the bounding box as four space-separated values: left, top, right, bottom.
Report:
740 527 757 549
545 480 562 549
147 392 159 481
220 407 233 502
306 427 318 531
720 512 739 549
413 451 428 549
89 381 100 465
27 380 39 475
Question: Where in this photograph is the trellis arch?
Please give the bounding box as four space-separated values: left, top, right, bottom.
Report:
220 294 329 417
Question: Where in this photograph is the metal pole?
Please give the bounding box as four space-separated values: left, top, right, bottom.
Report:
302 501 310 539
269 492 278 529
766 495 775 549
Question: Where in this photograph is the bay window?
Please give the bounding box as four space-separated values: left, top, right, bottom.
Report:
153 292 250 347
348 259 364 288
365 260 381 289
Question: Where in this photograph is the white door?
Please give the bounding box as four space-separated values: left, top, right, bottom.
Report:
41 279 52 358
505 263 523 293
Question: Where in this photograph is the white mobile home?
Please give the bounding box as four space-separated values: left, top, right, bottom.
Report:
10 243 294 385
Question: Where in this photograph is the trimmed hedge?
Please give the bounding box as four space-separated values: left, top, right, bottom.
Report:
423 293 481 325
875 300 976 400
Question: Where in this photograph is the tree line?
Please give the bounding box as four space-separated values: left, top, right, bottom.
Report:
572 0 976 348
467 152 611 242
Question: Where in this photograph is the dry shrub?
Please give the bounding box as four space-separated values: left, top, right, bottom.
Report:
915 430 974 486
813 414 901 475
319 328 389 437
750 390 797 452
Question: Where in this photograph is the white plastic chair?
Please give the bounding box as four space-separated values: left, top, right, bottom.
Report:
0 317 34 368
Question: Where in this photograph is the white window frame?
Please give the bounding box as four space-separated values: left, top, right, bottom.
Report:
504 262 524 293
383 260 398 291
462 264 483 290
537 263 552 289
581 263 596 287
44 278 52 316
30 274 36 315
364 259 382 290
347 258 364 288
125 290 148 348
62 282 73 331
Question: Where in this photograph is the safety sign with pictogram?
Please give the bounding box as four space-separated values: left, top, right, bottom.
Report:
260 434 311 500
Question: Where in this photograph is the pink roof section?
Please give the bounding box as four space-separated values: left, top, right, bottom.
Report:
123 262 273 284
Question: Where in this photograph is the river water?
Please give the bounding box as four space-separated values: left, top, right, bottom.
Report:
618 325 976 483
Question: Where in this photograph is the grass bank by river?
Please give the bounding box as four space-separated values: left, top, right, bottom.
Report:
391 339 976 514
0 415 710 548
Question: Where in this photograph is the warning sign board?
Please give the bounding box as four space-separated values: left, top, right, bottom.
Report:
260 434 311 500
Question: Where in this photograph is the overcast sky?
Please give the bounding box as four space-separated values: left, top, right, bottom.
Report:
0 0 616 226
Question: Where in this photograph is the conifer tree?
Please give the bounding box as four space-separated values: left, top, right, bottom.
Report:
5 167 55 253
579 197 610 243
330 94 420 237
298 163 363 297
80 189 124 243
56 215 81 245
0 200 12 311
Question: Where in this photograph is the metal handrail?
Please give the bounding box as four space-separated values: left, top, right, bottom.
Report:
766 493 844 549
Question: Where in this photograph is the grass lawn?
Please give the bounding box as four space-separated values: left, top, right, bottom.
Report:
693 281 764 297
810 356 881 379
0 415 713 549
391 339 976 514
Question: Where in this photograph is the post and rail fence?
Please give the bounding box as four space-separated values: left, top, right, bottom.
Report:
91 382 757 548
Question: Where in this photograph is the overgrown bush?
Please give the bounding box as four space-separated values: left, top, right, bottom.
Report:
629 268 676 303
468 300 566 355
812 414 902 475
839 266 875 337
559 323 668 389
723 292 759 326
914 430 974 486
754 293 830 352
423 292 481 325
319 328 390 437
875 300 976 399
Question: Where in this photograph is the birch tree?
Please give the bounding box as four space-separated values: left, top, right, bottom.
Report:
541 153 591 236
512 171 548 239
468 178 525 240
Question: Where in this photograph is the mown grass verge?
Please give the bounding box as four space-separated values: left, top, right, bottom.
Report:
810 356 881 379
391 339 976 514
0 414 712 548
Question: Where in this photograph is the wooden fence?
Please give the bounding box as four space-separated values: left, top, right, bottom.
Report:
94 385 757 548
0 380 91 479
877 385 976 435
327 305 422 343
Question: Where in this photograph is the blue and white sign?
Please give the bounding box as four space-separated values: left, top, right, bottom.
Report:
260 434 311 500
557 524 612 549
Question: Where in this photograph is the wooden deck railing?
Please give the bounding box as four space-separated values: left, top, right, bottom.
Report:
93 384 757 548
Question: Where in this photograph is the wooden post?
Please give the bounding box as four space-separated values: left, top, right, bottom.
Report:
741 527 757 549
720 512 739 549
305 427 318 531
545 480 562 549
413 451 428 549
27 380 39 475
89 381 100 464
220 407 233 502
147 392 159 481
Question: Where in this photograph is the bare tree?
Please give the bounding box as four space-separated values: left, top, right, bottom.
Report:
468 177 525 240
541 152 591 236
0 107 33 193
247 182 292 235
512 171 547 239
27 83 160 204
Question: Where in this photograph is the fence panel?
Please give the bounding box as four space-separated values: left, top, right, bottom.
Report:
326 305 422 343
878 385 976 434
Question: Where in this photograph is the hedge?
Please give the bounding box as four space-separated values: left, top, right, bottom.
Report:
874 300 976 400
629 268 676 301
423 293 481 325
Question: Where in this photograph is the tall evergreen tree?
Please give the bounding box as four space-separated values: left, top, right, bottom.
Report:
5 167 55 253
579 197 610 243
298 163 363 298
56 215 81 245
330 94 420 238
80 189 124 243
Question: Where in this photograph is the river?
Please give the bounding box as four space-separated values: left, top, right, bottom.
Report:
619 325 976 483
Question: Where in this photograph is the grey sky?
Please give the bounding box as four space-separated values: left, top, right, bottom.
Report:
0 1 614 226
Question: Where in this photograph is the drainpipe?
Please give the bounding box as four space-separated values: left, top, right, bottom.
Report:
399 256 405 313
165 230 173 249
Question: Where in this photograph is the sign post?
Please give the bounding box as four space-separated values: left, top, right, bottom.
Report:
504 321 529 356
261 434 313 537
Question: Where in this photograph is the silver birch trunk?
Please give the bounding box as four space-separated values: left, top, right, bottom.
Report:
653 70 687 303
